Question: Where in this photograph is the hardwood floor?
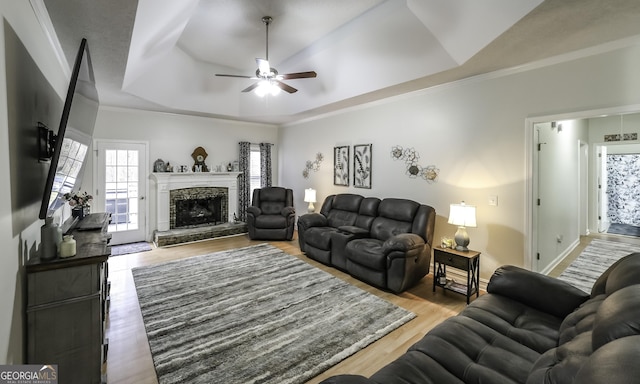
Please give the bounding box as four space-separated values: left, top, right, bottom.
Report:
105 231 640 383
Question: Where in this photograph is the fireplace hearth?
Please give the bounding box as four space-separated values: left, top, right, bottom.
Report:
150 172 246 246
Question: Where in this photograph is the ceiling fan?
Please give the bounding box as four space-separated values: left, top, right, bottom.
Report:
215 16 317 95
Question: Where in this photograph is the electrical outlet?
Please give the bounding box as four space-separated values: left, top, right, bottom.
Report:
488 195 498 206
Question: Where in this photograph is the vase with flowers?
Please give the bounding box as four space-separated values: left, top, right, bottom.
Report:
64 191 93 220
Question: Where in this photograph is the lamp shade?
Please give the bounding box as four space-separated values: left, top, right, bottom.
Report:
304 188 316 203
448 203 477 228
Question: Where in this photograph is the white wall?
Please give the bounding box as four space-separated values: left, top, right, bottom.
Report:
0 1 69 364
535 119 589 273
279 42 640 280
91 107 280 239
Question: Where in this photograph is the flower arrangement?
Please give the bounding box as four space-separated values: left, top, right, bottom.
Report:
64 191 93 207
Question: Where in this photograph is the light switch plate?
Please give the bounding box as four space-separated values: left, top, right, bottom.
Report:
488 195 498 206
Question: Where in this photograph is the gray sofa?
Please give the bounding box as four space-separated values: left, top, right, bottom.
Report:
297 193 436 293
322 252 640 384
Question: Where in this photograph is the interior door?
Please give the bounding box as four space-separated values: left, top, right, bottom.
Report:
95 140 148 245
535 124 556 272
596 145 609 233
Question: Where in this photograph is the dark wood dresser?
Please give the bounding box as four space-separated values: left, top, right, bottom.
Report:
26 213 111 383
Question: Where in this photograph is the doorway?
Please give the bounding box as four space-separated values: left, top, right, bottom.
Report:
94 140 149 245
596 144 640 237
533 121 587 272
527 106 640 272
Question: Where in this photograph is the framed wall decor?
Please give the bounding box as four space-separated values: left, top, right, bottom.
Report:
353 144 372 189
334 146 350 186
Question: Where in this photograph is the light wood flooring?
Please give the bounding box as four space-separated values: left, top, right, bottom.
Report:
104 231 640 383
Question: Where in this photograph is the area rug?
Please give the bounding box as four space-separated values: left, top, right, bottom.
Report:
607 223 640 237
558 239 640 293
111 241 152 256
131 243 415 384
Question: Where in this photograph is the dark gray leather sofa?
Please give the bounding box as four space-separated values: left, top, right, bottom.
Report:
297 193 436 293
322 252 640 384
246 187 295 240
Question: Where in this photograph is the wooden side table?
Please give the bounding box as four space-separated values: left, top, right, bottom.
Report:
433 246 481 304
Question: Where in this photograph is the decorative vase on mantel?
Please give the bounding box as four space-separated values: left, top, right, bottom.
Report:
72 205 89 220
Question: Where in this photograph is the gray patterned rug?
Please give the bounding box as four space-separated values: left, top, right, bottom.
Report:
558 239 640 293
110 241 152 256
132 243 415 384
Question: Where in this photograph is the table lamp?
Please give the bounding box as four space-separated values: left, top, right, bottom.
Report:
448 202 477 252
304 188 317 213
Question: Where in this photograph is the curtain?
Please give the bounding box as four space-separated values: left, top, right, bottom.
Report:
260 142 273 188
238 141 251 222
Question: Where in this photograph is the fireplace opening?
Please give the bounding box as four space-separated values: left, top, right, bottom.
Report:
169 187 229 229
175 196 222 227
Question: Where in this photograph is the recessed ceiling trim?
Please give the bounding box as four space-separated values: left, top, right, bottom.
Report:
284 34 640 128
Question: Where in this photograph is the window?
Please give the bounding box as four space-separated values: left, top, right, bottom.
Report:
249 144 261 197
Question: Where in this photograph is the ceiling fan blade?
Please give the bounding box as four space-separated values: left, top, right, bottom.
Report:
275 80 297 94
241 82 260 93
280 71 317 80
215 74 253 79
256 58 270 76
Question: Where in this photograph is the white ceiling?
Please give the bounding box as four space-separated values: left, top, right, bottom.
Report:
40 0 640 125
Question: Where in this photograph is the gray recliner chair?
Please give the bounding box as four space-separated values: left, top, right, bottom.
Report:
247 187 295 240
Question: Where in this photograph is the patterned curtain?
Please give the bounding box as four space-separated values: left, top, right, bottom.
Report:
238 141 251 222
260 142 273 188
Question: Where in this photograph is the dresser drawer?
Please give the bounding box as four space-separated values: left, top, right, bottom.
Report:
28 263 102 306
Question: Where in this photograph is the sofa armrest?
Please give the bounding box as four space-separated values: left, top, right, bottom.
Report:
281 206 295 217
298 212 327 229
247 206 261 216
320 375 375 384
488 265 590 318
382 233 425 255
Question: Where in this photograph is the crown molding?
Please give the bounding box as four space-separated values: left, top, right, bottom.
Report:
29 0 70 78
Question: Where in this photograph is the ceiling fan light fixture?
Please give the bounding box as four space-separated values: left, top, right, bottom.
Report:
255 80 280 97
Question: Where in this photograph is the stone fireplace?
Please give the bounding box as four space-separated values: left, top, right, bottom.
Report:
150 172 246 246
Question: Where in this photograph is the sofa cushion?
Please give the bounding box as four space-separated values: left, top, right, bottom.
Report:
574 335 640 384
305 227 340 250
257 188 287 215
346 239 386 270
254 214 288 229
592 285 640 350
379 198 419 222
354 197 380 229
369 350 466 384
368 199 418 241
460 294 563 353
400 316 539 384
558 294 605 345
603 253 640 295
590 252 640 297
526 331 592 384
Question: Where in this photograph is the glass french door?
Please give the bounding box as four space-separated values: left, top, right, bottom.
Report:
95 141 148 245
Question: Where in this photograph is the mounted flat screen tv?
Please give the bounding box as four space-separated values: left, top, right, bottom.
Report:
39 38 99 219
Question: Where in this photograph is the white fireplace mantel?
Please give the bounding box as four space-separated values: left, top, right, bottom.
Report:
150 172 241 231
